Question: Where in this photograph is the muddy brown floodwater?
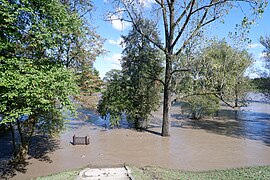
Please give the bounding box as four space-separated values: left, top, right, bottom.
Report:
1 93 270 179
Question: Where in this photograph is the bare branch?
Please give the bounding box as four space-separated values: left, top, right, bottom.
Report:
173 1 193 29
171 68 190 75
171 0 196 49
191 0 228 15
118 2 165 52
175 14 220 56
160 0 169 50
175 0 221 56
214 94 236 109
154 0 162 6
180 91 239 109
143 75 165 87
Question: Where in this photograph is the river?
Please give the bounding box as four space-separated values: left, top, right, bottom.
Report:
0 92 270 179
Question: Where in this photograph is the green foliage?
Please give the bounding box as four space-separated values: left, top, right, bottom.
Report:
0 58 77 124
178 40 252 112
0 0 81 159
181 95 220 120
108 0 267 136
252 77 270 98
98 20 163 129
76 66 103 95
57 0 105 95
97 70 127 127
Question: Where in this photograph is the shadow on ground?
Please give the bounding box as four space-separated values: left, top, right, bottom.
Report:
65 107 135 130
0 133 60 179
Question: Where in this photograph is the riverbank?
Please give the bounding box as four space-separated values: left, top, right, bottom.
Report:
36 165 270 180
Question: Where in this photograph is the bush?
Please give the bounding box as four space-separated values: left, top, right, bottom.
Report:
181 95 220 119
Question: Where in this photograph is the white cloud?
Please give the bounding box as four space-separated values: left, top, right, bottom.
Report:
248 43 263 49
112 18 131 31
259 52 267 59
139 0 155 7
108 11 131 31
247 72 260 79
111 63 122 70
108 37 124 47
104 53 122 68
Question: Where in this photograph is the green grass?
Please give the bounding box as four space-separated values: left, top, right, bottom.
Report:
34 165 270 180
131 166 270 180
33 168 82 180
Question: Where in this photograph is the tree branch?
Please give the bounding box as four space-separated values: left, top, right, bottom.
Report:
171 0 196 49
142 75 165 87
173 1 193 29
191 0 228 15
180 91 218 99
119 2 165 52
171 68 190 75
175 1 221 56
214 93 236 109
160 0 169 51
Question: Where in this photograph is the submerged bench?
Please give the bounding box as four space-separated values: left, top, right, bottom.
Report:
73 135 90 145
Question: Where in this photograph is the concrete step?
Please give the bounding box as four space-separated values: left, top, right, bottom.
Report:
76 166 134 180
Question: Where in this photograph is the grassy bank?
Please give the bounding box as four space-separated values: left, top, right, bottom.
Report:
35 165 270 180
131 166 270 180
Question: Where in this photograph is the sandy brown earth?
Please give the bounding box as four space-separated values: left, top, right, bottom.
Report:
1 93 270 179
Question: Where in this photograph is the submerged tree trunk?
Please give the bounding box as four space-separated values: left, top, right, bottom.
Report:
15 143 29 162
9 122 16 153
14 117 36 161
235 82 239 108
162 55 172 137
162 85 171 136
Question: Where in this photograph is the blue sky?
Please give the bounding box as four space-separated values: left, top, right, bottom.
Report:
91 0 269 79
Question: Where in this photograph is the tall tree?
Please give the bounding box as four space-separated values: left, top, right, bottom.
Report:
59 0 105 95
98 20 163 129
196 41 252 108
0 0 79 160
179 41 253 119
107 0 267 136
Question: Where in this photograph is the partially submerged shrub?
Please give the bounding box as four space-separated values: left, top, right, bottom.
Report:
181 95 220 119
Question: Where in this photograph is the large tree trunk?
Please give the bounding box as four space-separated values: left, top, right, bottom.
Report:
14 143 29 162
162 55 172 137
9 122 16 153
14 117 36 161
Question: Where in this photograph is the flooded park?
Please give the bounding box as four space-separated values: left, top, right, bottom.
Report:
0 92 270 179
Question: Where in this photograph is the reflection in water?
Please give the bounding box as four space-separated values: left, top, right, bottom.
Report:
67 108 134 130
68 93 270 146
238 104 270 145
180 93 270 146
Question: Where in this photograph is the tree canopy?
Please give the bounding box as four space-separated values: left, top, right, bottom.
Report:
98 20 163 129
107 0 267 136
0 0 101 160
178 41 253 119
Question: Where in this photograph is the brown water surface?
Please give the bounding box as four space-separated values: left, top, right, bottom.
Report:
1 93 270 179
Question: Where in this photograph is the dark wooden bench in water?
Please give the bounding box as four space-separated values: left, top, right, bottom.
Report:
73 135 90 145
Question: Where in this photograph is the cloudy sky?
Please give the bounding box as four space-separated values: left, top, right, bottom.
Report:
92 0 269 79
